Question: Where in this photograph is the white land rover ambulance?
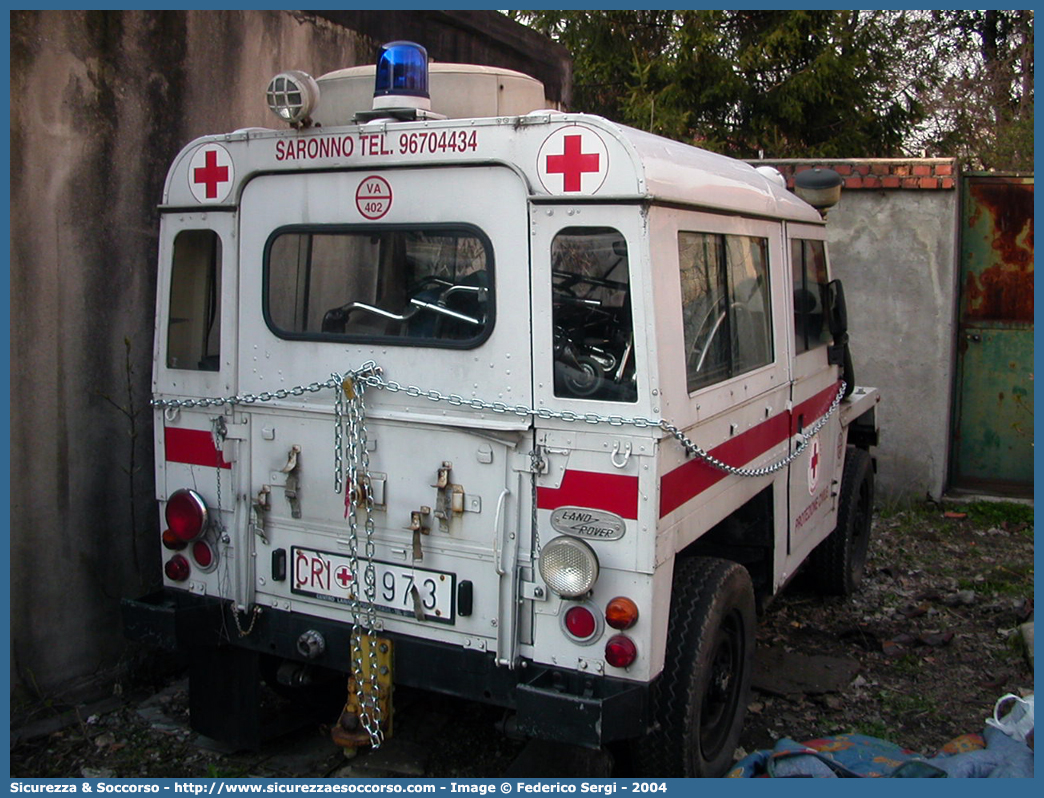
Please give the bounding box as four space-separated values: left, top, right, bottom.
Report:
123 42 880 776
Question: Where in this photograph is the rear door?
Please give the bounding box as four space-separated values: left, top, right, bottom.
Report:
236 164 534 657
154 212 252 604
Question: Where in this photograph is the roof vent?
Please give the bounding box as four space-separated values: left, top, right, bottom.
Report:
314 62 547 126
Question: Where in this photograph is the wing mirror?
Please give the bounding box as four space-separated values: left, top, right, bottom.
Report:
827 279 848 338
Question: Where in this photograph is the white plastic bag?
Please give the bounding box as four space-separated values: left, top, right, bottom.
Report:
985 693 1034 745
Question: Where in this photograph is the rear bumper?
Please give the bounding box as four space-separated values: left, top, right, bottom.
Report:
121 589 651 747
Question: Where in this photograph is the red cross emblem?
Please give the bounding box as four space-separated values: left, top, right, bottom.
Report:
194 150 228 199
334 565 353 589
808 437 821 494
546 135 600 192
537 126 609 195
188 144 234 203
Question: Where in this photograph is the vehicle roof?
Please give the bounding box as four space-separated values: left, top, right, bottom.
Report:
162 112 823 224
613 122 821 222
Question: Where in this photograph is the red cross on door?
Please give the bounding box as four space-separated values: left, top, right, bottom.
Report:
537 125 609 195
188 144 234 203
808 437 821 494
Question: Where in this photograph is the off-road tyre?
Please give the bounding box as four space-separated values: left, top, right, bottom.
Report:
811 446 875 596
633 556 756 777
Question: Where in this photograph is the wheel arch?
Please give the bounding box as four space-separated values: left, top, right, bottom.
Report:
678 485 775 612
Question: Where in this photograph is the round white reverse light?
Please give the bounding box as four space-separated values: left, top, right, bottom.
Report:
539 536 600 598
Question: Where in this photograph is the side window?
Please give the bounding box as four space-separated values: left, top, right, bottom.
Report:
679 232 772 392
167 230 221 371
265 227 492 347
552 227 637 402
791 239 831 354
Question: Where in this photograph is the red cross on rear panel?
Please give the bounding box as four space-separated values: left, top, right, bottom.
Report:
545 135 601 192
193 149 229 199
537 126 609 195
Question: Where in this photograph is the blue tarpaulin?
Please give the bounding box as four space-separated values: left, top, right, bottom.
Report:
728 726 1033 778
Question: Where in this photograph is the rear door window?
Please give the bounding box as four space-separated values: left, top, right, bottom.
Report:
167 229 221 371
265 226 492 347
551 227 637 402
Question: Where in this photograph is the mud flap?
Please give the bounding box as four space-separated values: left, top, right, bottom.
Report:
189 646 263 750
515 668 650 748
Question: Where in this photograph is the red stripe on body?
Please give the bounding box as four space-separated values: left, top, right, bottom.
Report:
164 427 231 469
791 382 842 435
537 470 640 520
659 381 841 518
660 414 789 517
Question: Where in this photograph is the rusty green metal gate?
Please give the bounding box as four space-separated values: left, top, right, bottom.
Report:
952 174 1033 494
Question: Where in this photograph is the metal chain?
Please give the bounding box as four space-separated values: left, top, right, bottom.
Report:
151 379 342 410
355 372 848 477
230 604 262 637
340 375 383 749
661 382 848 477
154 365 848 483
333 376 347 493
355 379 384 747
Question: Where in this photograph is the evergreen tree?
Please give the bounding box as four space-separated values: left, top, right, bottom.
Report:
513 10 986 161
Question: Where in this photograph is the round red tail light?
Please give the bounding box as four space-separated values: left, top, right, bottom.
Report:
192 540 216 570
605 634 637 668
164 554 191 582
605 596 639 630
165 489 208 542
565 605 598 640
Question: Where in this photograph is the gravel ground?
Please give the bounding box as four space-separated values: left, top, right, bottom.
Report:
10 500 1033 778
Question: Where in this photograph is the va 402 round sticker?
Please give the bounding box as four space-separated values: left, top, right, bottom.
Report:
356 175 392 219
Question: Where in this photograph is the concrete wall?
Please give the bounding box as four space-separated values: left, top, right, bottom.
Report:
9 9 375 702
759 160 961 501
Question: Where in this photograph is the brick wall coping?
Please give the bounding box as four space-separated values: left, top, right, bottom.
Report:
749 157 959 190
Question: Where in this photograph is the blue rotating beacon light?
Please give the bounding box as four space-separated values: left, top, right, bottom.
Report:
372 41 431 112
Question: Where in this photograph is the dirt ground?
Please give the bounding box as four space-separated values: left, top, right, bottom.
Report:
737 498 1034 759
10 499 1034 778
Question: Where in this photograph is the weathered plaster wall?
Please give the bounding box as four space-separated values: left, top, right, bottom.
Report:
9 9 372 700
759 160 961 501
830 189 960 500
